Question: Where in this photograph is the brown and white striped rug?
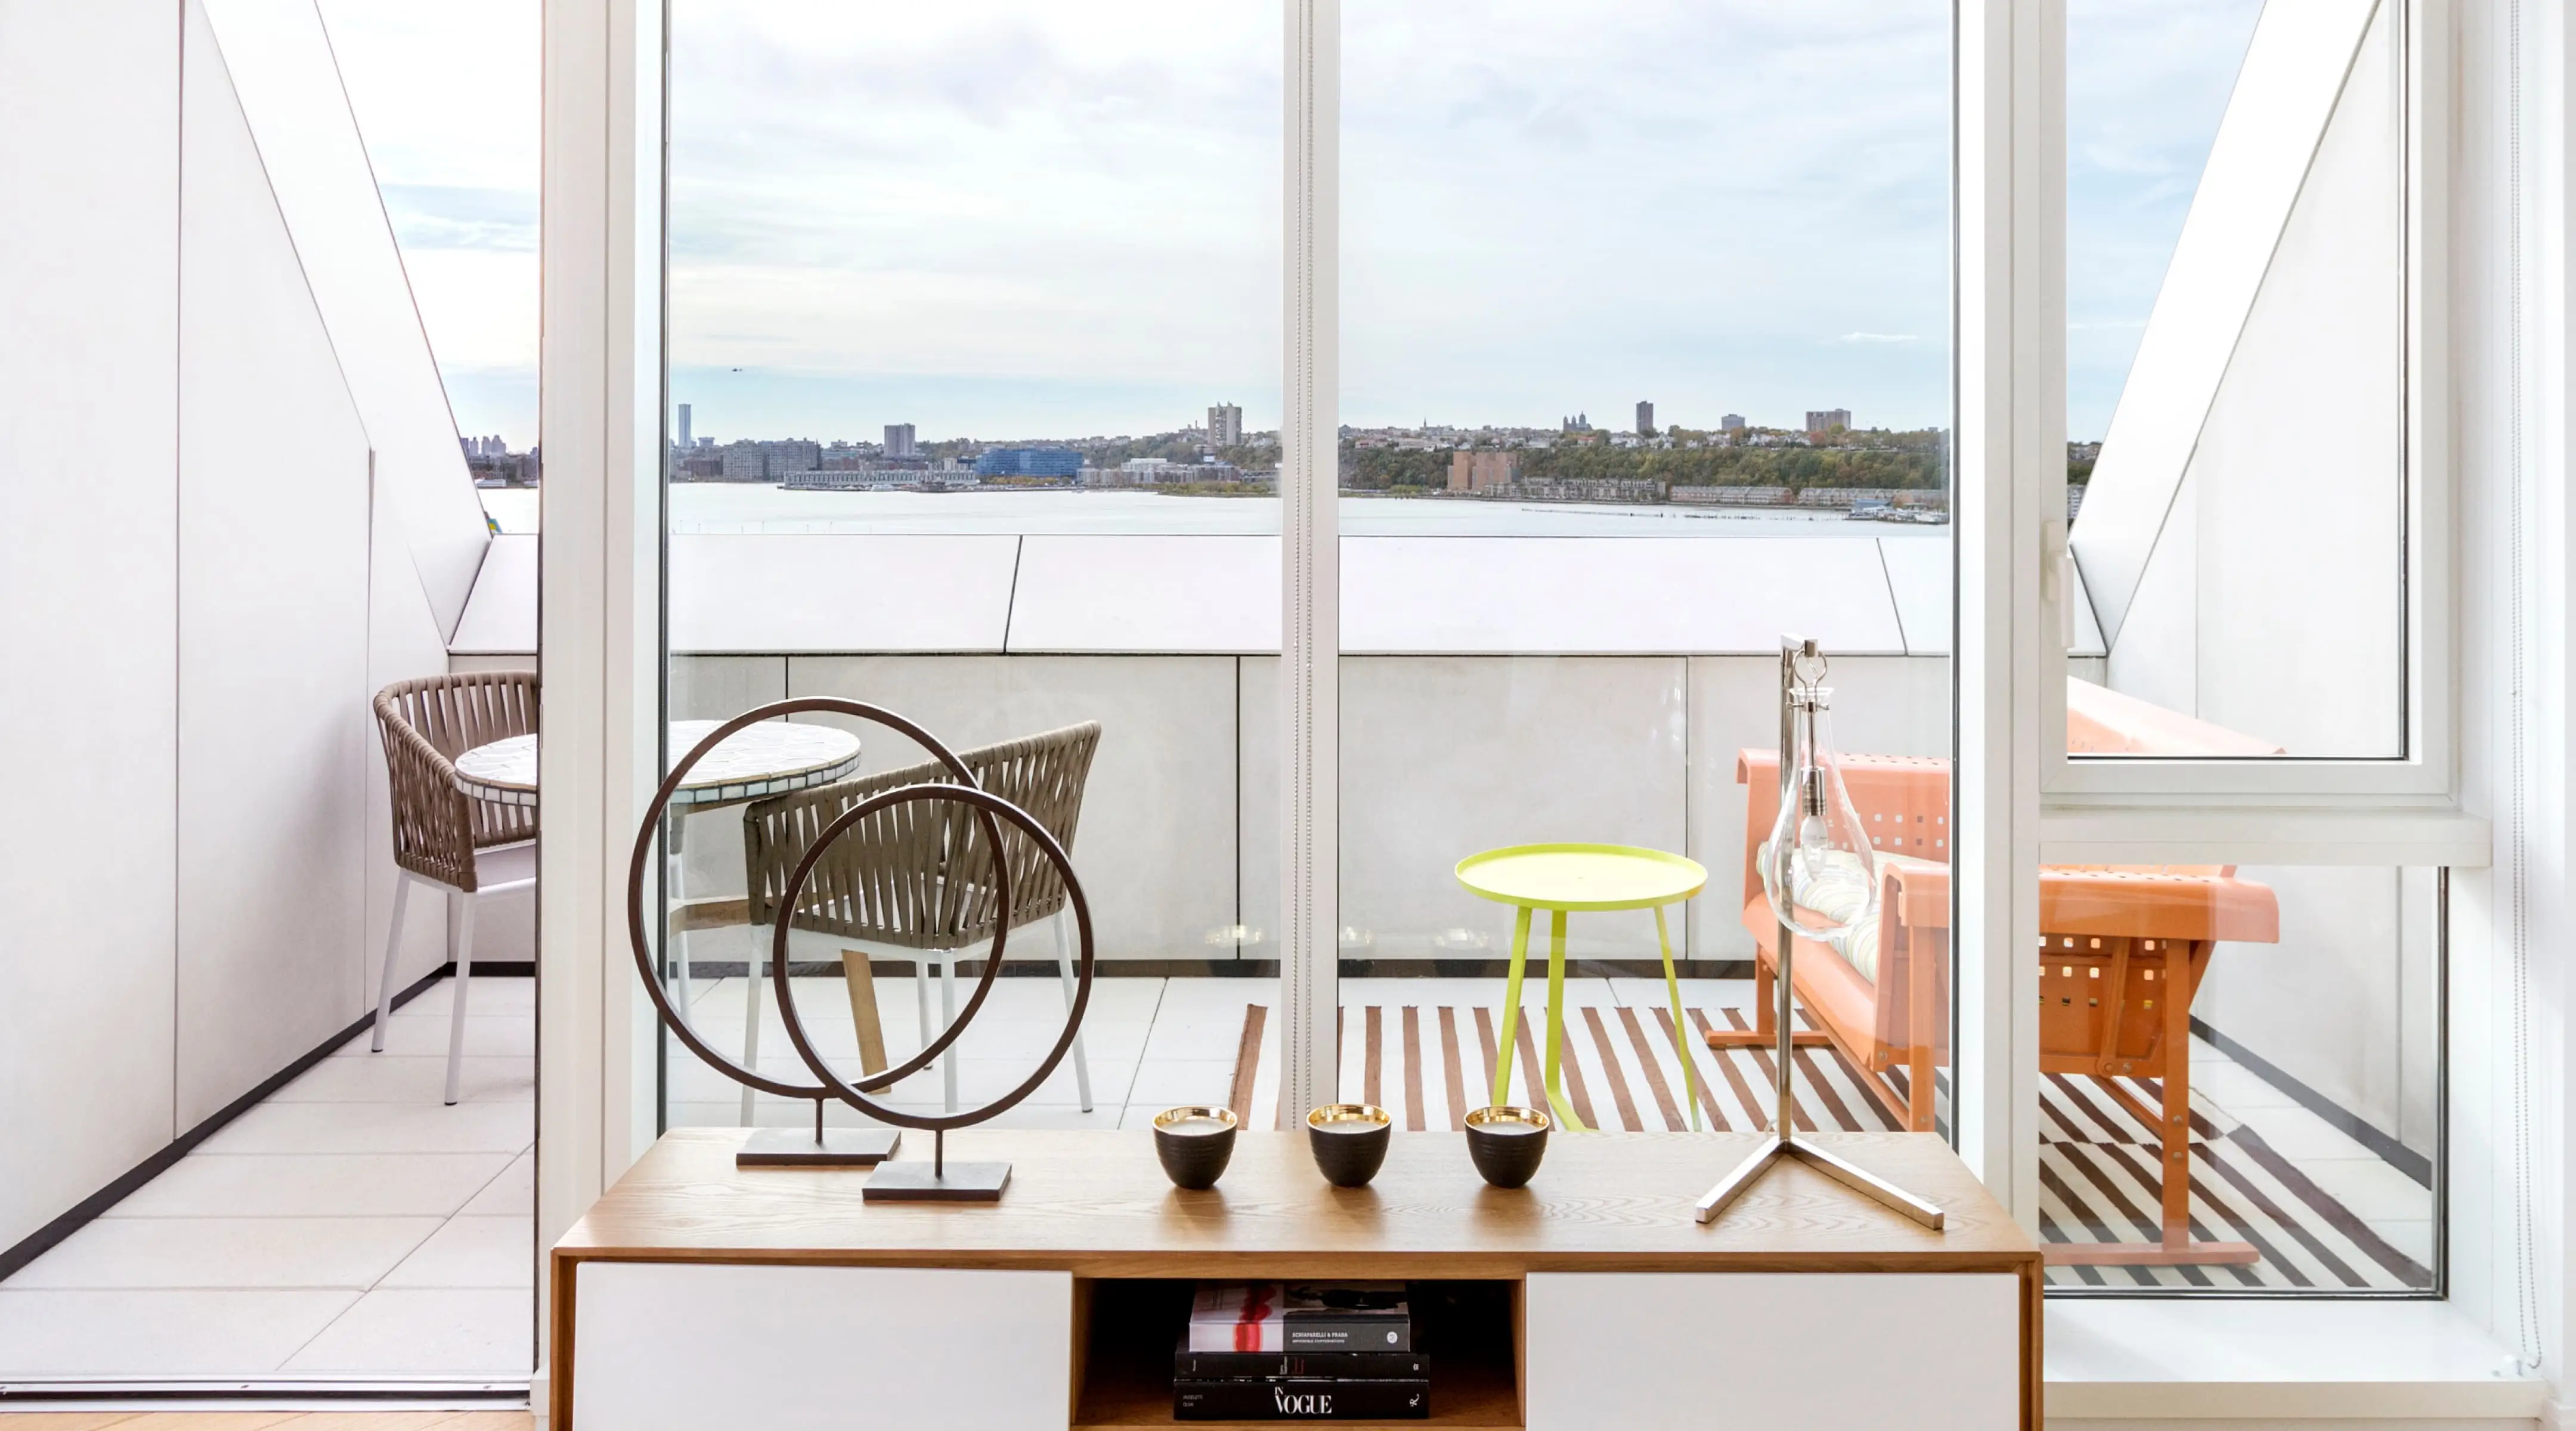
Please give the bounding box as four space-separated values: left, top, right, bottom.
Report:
1224 1003 2430 1291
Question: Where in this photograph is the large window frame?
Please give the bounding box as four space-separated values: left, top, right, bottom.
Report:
2035 0 2473 822
540 0 2552 1395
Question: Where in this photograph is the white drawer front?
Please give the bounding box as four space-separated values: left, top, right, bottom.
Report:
1525 1272 2020 1430
571 1262 1071 1430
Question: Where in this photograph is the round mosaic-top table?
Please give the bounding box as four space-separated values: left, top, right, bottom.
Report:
451 719 862 808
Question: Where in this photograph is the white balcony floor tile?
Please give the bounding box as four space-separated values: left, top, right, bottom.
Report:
106 1152 518 1219
281 1288 532 1375
379 1216 535 1290
394 977 536 1018
460 1151 535 1217
0 1289 358 1376
336 1015 535 1058
2298 1154 2436 1222
196 1101 532 1157
277 1053 535 1103
3 1217 441 1290
2231 1102 2382 1162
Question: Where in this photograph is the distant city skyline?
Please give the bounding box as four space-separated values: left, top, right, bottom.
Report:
319 0 2259 451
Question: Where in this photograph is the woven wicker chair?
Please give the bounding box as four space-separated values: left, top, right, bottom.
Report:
742 721 1103 1114
371 671 538 1104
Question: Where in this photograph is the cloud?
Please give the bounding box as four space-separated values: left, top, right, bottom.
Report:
316 0 2267 445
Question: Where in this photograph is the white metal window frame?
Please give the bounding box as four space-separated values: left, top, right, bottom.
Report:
2033 0 2488 863
1958 0 2488 1230
534 0 2571 1397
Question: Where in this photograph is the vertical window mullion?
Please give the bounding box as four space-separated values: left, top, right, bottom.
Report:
1278 0 1341 1123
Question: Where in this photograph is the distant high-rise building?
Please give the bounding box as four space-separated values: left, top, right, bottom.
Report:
676 404 692 449
1448 450 1519 494
1721 414 1746 432
1636 400 1655 436
1806 408 1852 435
974 447 1083 479
1208 402 1243 447
884 423 918 458
719 439 822 481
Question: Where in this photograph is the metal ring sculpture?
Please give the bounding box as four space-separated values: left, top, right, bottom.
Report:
625 698 1095 1129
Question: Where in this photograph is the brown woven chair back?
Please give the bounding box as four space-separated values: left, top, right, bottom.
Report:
743 721 1103 952
374 671 538 893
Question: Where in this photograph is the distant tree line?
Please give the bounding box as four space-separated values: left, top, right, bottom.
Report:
1339 430 1949 493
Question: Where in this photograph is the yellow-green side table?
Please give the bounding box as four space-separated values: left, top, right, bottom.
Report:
1454 843 1707 1133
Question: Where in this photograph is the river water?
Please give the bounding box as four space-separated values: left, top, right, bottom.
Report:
477 484 1946 540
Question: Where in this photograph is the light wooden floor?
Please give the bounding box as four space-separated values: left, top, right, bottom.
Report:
0 1414 530 1429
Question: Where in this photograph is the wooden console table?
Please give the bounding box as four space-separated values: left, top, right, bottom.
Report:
553 1128 2039 1429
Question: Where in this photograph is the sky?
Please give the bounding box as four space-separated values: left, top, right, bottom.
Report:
317 0 2261 451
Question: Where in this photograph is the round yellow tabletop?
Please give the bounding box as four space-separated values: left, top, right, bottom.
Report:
1454 843 1708 912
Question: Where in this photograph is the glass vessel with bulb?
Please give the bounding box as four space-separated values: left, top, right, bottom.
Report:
1763 677 1880 949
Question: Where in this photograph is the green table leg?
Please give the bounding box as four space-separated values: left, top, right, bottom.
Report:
1655 904 1700 1130
1543 909 1586 1131
1491 905 1534 1107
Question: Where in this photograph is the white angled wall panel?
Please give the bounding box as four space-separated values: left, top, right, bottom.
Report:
1342 537 1909 655
1524 1272 2020 1430
198 0 493 638
175 0 376 1124
1009 534 1281 653
671 534 1019 653
571 1263 1071 1431
0 0 184 1251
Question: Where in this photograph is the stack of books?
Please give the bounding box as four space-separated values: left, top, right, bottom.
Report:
1175 1282 1428 1421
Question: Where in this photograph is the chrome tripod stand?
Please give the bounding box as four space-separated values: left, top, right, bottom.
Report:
1693 635 1945 1229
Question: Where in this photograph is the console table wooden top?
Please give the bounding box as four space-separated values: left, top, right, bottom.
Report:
557 1128 2037 1277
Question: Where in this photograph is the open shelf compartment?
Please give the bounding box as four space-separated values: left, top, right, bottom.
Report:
1072 1277 1524 1430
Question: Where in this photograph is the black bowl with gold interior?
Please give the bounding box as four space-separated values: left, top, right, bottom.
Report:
1152 1105 1240 1190
1306 1104 1394 1188
1463 1105 1551 1188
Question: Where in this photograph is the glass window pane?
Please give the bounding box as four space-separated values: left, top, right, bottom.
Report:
2066 1 2405 759
2038 865 2440 1292
1335 1 1954 1147
660 2 1280 1136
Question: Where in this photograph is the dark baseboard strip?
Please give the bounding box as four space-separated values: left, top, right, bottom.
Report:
0 961 526 1284
0 1383 527 1404
2191 1015 2434 1189
684 956 1751 980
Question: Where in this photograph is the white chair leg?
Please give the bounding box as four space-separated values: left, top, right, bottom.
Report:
371 875 412 1052
1052 910 1093 1113
444 891 476 1105
940 952 960 1114
739 943 764 1126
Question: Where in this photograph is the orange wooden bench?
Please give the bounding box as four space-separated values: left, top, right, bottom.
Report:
1712 749 2280 1268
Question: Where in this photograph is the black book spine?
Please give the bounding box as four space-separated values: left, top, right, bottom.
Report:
1174 1349 1430 1379
1174 1379 1431 1421
1280 1321 1413 1352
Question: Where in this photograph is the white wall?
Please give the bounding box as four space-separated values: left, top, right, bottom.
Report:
0 0 184 1254
2079 1 2405 757
199 0 494 639
174 0 376 1125
0 0 473 1252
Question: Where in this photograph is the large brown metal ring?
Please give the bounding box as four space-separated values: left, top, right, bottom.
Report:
767 780 1094 1131
623 698 1015 1104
